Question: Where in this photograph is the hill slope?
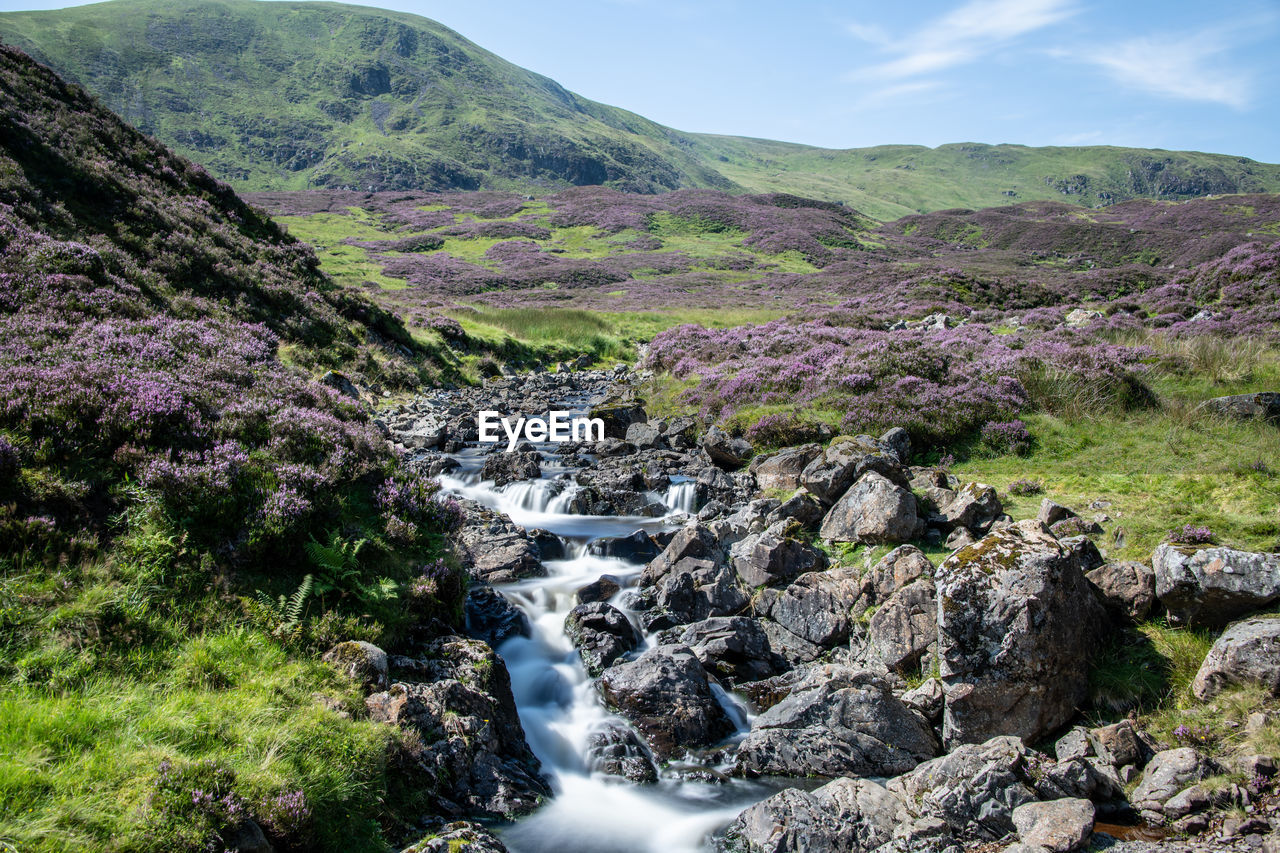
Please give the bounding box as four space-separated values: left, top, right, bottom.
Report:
3 0 1280 218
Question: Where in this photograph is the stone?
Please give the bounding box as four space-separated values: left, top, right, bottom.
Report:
589 399 646 439
860 544 934 607
1086 561 1157 622
1192 615 1280 699
1054 728 1094 763
1162 784 1211 819
1011 799 1095 853
760 566 862 647
625 420 665 450
880 427 911 464
456 513 544 583
702 426 752 470
588 530 661 563
367 637 550 818
1037 499 1076 527
1088 719 1148 769
463 585 530 648
219 820 273 853
757 620 825 666
766 489 826 530
1153 544 1280 627
932 482 1003 533
720 777 900 853
1131 747 1217 809
819 471 924 544
663 616 783 685
1201 392 1280 424
584 723 658 784
575 574 622 605
320 369 360 400
564 602 640 677
481 450 541 487
401 822 509 853
901 677 945 722
640 523 724 587
651 557 750 627
1065 308 1104 327
749 444 822 493
735 665 938 778
597 644 736 760
322 640 388 693
800 435 907 504
935 520 1106 748
866 578 938 674
730 523 829 588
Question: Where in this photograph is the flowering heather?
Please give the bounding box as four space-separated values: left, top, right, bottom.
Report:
1007 478 1045 496
980 419 1034 456
1168 524 1215 545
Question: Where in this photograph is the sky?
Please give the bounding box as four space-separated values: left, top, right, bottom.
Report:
1 0 1278 161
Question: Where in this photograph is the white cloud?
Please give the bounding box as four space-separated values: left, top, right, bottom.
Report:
857 80 946 108
846 20 891 46
850 0 1078 82
1063 31 1254 109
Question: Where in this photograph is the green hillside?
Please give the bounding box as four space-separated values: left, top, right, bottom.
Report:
3 0 1280 219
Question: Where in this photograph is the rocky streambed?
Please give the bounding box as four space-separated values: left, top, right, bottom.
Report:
361 368 1280 853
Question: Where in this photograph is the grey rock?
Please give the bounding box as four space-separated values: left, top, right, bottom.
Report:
720 777 901 853
1086 561 1157 622
757 619 826 666
1163 784 1211 819
800 436 907 504
935 520 1107 748
880 427 912 464
640 523 724 587
481 450 541 487
730 523 829 588
463 585 530 648
703 426 753 470
664 616 783 685
819 472 924 544
323 640 389 693
932 482 1003 533
564 602 640 676
625 420 665 450
652 557 751 627
1089 719 1148 769
598 644 736 761
588 530 661 563
1131 747 1217 809
1037 499 1076 527
584 723 658 784
867 577 938 674
749 444 822 493
590 399 647 439
860 544 934 607
1055 727 1094 763
1201 392 1280 424
575 574 622 605
320 369 361 401
901 677 946 722
760 566 862 647
1012 798 1095 853
1153 544 1280 627
766 489 827 530
735 665 938 778
401 822 508 853
1192 615 1280 699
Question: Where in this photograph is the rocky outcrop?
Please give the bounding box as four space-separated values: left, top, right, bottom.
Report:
735 666 938 778
757 566 862 647
1200 391 1280 423
819 472 924 544
749 444 822 493
720 777 901 853
659 616 784 685
800 436 906 504
935 520 1107 748
564 602 640 676
729 520 829 588
597 644 736 761
866 577 937 675
1153 543 1280 627
646 557 751 628
456 506 545 583
366 637 550 819
1086 560 1156 622
1192 615 1280 699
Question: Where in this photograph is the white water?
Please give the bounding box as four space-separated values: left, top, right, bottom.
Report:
437 448 775 852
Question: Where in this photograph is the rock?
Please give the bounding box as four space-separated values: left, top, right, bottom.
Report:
766 489 826 530
1037 499 1076 527
1088 719 1148 769
800 436 906 504
944 527 975 549
1153 544 1280 627
1086 561 1157 622
866 578 938 675
703 426 753 470
759 566 862 647
1065 308 1104 327
651 557 750 627
320 369 360 400
625 420 665 450
757 620 825 666
730 523 829 588
1050 517 1103 538
575 574 622 605
401 822 509 853
588 530 661 563
1035 756 1123 803
463 585 530 648
584 723 658 784
481 450 541 486
640 523 724 587
663 616 783 685
598 644 736 761
322 641 389 693
1201 392 1280 424
931 483 1003 533
901 677 945 722
590 399 647 439
819 472 924 544
564 602 640 677
1131 747 1216 809
888 735 1040 841
219 820 273 853
1011 799 1095 853
1054 728 1094 763
1192 615 1280 699
1162 784 1211 819
720 777 900 853
860 544 934 607
749 444 822 493
735 665 938 778
935 520 1107 748
456 513 544 583
880 427 911 464
367 637 550 818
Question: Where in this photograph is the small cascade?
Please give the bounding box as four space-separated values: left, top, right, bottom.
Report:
663 480 698 514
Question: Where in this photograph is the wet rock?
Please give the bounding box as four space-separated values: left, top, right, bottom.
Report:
1200 392 1280 424
735 665 938 778
463 585 530 648
729 522 829 588
703 426 753 470
598 644 737 761
528 529 566 561
584 723 659 784
367 637 550 819
759 566 862 647
1131 747 1217 810
575 574 622 605
481 450 541 487
456 510 545 583
564 602 640 676
749 444 822 493
662 616 784 685
1011 798 1095 853
819 472 924 544
401 822 509 853
1086 560 1157 623
590 399 647 439
887 735 1040 840
866 577 938 675
322 640 389 693
1153 543 1280 627
1192 615 1280 700
588 529 661 563
935 520 1107 748
720 777 900 853
651 557 751 626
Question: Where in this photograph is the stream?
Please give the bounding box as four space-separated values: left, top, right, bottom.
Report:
434 408 778 853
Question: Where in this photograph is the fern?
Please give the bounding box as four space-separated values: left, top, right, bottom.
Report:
254 573 313 640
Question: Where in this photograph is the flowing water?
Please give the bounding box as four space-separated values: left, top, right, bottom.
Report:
435 415 778 853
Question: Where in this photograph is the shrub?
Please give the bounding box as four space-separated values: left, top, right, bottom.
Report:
744 412 823 448
1168 524 1215 545
980 419 1034 456
1007 477 1044 496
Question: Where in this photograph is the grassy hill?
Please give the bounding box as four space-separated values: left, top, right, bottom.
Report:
3 0 1280 219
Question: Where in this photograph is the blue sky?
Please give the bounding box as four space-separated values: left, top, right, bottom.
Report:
2 0 1278 161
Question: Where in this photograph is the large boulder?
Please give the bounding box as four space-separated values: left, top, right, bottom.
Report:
456 509 545 583
589 399 647 439
366 637 550 819
564 602 640 677
1086 560 1156 623
322 640 388 693
1152 543 1280 627
730 522 829 588
1201 391 1280 423
1131 747 1217 810
759 566 863 648
935 520 1107 748
597 644 736 761
749 444 823 493
720 777 901 853
800 436 907 504
650 557 751 627
703 426 753 470
858 544 934 609
481 450 541 487
887 735 1040 841
926 482 1002 533
1011 799 1095 853
660 616 784 685
1192 615 1280 700
639 523 723 587
463 585 529 648
735 666 938 778
819 472 924 544
866 577 938 675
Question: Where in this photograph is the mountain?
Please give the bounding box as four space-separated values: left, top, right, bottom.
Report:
3 0 1280 219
